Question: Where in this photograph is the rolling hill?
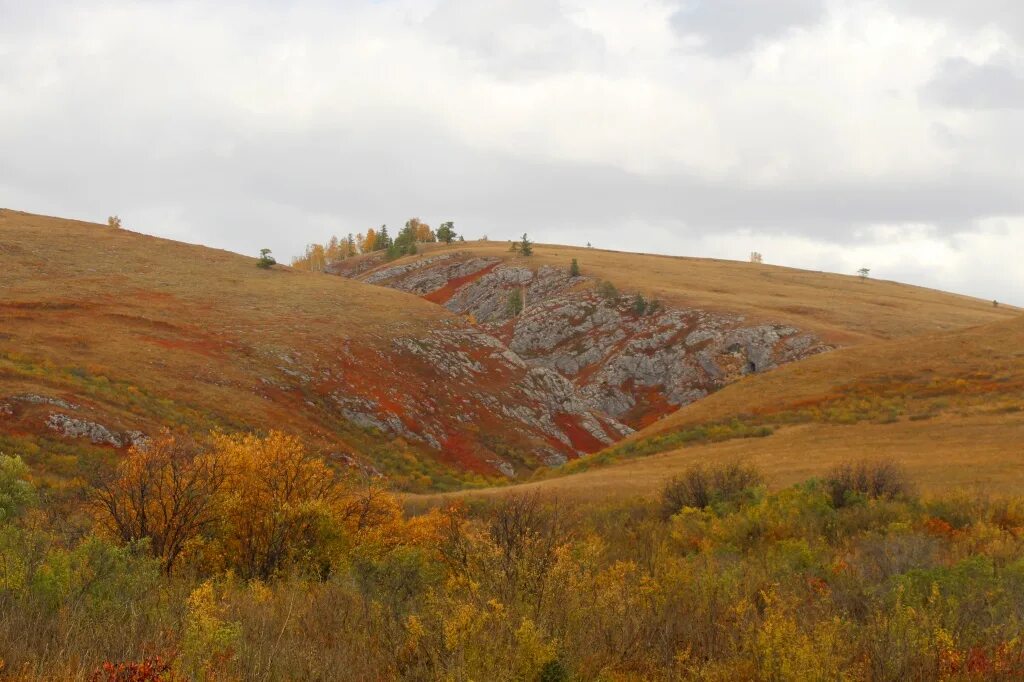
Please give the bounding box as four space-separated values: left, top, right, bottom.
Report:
2 209 1018 499
321 240 1021 503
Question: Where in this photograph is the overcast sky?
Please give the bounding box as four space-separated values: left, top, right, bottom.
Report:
2 1 1022 304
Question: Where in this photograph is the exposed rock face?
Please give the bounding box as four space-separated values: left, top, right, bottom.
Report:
45 413 149 448
323 251 832 475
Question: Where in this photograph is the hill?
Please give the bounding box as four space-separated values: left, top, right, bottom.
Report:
325 240 1019 501
3 210 1017 497
0 211 627 491
409 314 1024 506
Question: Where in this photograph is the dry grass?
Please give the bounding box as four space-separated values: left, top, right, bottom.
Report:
0 209 456 474
409 411 1024 508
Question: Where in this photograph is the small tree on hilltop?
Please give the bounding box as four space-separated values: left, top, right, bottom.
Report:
750 251 763 264
108 215 122 229
569 258 580 277
256 248 276 269
519 233 533 256
508 288 524 316
437 221 457 244
857 267 870 281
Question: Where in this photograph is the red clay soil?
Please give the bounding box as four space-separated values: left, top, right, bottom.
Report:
552 412 607 453
423 262 500 305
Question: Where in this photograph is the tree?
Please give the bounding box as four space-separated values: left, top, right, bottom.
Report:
298 243 327 271
213 431 344 580
256 248 276 269
360 229 376 253
519 233 533 256
750 251 763 264
507 288 524 316
326 236 342 263
437 221 457 244
569 258 580 277
91 432 226 574
857 267 870 280
411 219 435 243
375 225 392 252
108 215 123 229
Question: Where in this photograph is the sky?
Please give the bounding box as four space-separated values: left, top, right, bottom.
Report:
1 0 1022 304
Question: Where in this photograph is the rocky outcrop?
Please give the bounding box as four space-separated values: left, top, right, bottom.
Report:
330 252 832 453
45 413 149 448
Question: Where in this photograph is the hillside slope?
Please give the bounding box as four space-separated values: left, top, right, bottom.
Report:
410 314 1024 505
332 242 1016 494
4 211 1016 496
0 211 627 489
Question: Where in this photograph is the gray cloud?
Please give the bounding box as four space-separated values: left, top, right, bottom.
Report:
892 0 1024 42
0 0 1022 305
669 0 825 55
924 56 1024 110
424 0 606 76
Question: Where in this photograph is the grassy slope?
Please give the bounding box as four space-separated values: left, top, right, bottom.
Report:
0 210 470 486
4 210 1019 497
410 315 1024 506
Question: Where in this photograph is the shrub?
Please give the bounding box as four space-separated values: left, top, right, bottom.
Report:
631 293 647 316
659 461 763 519
596 280 619 302
826 459 914 508
569 258 580 277
256 248 276 269
0 454 36 521
107 216 122 229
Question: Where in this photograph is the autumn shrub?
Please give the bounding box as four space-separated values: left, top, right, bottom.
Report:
0 453 36 521
826 459 914 508
660 460 764 519
19 429 1024 680
91 431 225 574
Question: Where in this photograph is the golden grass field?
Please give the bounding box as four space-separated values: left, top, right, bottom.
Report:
0 209 447 418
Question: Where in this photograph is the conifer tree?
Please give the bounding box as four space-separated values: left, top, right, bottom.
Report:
519 233 533 256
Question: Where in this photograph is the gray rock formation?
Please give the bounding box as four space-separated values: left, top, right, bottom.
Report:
325 252 833 474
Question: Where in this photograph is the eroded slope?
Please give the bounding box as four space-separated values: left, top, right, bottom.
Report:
329 250 831 438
